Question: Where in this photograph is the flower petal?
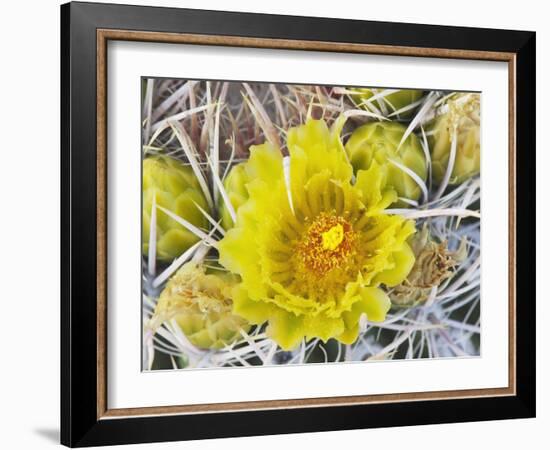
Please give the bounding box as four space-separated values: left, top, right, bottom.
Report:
288 119 352 183
355 161 397 212
267 310 305 351
232 285 273 325
339 286 390 342
245 142 283 184
304 315 345 343
358 286 391 322
375 242 416 287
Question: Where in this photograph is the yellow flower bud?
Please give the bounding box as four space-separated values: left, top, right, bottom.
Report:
345 121 427 205
142 155 209 261
350 88 424 119
428 93 480 185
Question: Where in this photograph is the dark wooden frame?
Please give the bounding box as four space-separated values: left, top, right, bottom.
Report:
61 1 536 447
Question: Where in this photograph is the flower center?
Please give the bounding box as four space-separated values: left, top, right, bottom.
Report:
322 224 344 250
296 213 356 277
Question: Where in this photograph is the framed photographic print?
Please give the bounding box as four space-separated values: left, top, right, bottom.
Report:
60 1 536 447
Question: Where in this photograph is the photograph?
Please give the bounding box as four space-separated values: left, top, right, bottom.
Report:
141 79 481 370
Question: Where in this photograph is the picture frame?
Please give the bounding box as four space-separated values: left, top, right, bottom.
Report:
60 1 536 447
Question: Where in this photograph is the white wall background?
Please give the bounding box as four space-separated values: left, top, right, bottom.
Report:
0 0 545 448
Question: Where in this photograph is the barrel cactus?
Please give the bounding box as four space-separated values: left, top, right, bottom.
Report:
151 262 250 350
219 163 251 230
428 93 480 185
350 88 424 119
345 121 427 205
143 155 209 261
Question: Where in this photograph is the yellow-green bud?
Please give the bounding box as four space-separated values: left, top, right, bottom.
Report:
219 163 251 231
345 121 427 205
428 93 480 185
143 155 209 261
152 263 250 350
350 88 424 119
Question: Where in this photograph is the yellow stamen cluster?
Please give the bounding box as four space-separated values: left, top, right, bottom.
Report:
297 213 356 277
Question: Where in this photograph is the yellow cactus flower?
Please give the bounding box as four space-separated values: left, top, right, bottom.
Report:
218 118 416 350
150 263 250 350
143 155 209 261
345 121 427 205
350 88 424 119
428 93 480 184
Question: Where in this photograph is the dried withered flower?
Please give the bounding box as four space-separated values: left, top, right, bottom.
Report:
390 225 467 307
